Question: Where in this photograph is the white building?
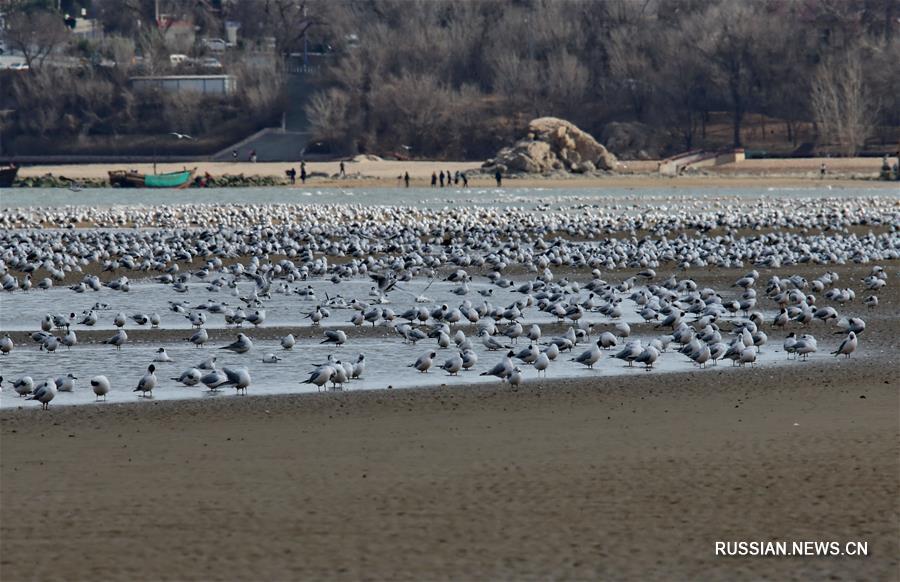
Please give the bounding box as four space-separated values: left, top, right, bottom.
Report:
130 74 237 96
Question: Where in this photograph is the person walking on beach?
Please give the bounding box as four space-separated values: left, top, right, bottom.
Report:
454 171 460 185
231 149 238 162
820 161 826 179
495 169 502 187
461 173 468 188
339 161 346 177
286 167 296 184
404 171 410 188
249 149 257 163
300 165 307 184
431 172 437 187
439 171 445 187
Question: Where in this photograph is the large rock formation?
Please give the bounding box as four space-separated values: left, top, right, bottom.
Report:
483 117 617 174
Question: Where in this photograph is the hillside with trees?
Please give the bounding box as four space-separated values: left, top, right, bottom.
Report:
1 0 897 160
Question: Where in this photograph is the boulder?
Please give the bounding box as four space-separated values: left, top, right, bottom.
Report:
483 117 617 174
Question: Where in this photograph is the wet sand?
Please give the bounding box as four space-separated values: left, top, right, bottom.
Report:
3 262 899 580
1 357 897 580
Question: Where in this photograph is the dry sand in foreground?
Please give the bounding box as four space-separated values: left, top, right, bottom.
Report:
16 156 899 190
2 355 898 580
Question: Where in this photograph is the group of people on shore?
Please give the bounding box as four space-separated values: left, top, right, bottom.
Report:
429 170 469 188
285 161 309 185
280 164 488 188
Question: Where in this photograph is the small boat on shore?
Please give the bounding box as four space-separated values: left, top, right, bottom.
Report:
109 168 196 188
0 165 19 187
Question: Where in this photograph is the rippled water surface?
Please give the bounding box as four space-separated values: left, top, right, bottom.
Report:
1 185 893 211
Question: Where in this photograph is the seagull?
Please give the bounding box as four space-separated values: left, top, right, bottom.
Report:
321 330 347 346
172 368 202 386
635 345 660 370
221 367 251 395
480 351 514 380
281 334 295 350
739 347 757 367
440 353 463 376
220 333 252 353
302 366 333 391
13 376 34 397
479 330 509 351
351 354 366 379
200 369 228 391
832 331 857 358
571 340 602 369
331 363 348 389
134 364 157 397
61 330 77 350
611 342 642 367
262 353 282 363
188 328 209 347
153 347 173 362
197 356 217 370
102 329 128 350
1 334 14 355
27 378 58 410
91 375 110 400
170 132 194 140
533 352 550 376
409 351 436 373
55 373 78 392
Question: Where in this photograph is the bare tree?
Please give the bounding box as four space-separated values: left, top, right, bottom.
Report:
810 52 877 156
305 88 358 151
695 2 761 148
541 49 590 119
4 9 71 70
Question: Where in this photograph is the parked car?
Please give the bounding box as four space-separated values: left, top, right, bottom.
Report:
10 62 29 71
199 57 223 69
202 38 227 53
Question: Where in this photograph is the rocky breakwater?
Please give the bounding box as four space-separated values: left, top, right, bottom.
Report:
483 117 618 174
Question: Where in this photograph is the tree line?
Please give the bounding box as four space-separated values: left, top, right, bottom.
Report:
1 0 897 159
305 0 898 158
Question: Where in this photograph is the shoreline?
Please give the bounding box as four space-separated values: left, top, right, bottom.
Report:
9 157 899 190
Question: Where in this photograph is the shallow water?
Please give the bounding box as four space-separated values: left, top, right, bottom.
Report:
0 185 892 211
0 185 869 409
0 333 817 409
0 277 658 332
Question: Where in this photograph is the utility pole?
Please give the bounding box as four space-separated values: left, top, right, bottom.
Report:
303 3 309 68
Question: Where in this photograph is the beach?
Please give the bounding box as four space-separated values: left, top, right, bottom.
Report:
1 357 897 580
14 156 900 190
2 259 899 580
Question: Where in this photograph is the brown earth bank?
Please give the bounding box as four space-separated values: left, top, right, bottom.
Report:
1 355 898 581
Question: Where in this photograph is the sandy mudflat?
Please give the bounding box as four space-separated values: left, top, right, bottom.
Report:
2 355 898 580
15 156 899 190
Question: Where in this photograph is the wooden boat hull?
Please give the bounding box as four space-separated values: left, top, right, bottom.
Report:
0 166 18 188
109 168 196 188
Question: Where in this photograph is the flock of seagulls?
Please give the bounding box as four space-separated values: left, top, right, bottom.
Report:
0 194 894 409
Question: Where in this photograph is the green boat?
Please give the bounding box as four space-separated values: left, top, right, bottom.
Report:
109 168 196 188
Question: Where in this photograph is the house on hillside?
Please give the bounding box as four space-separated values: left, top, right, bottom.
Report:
159 16 196 53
